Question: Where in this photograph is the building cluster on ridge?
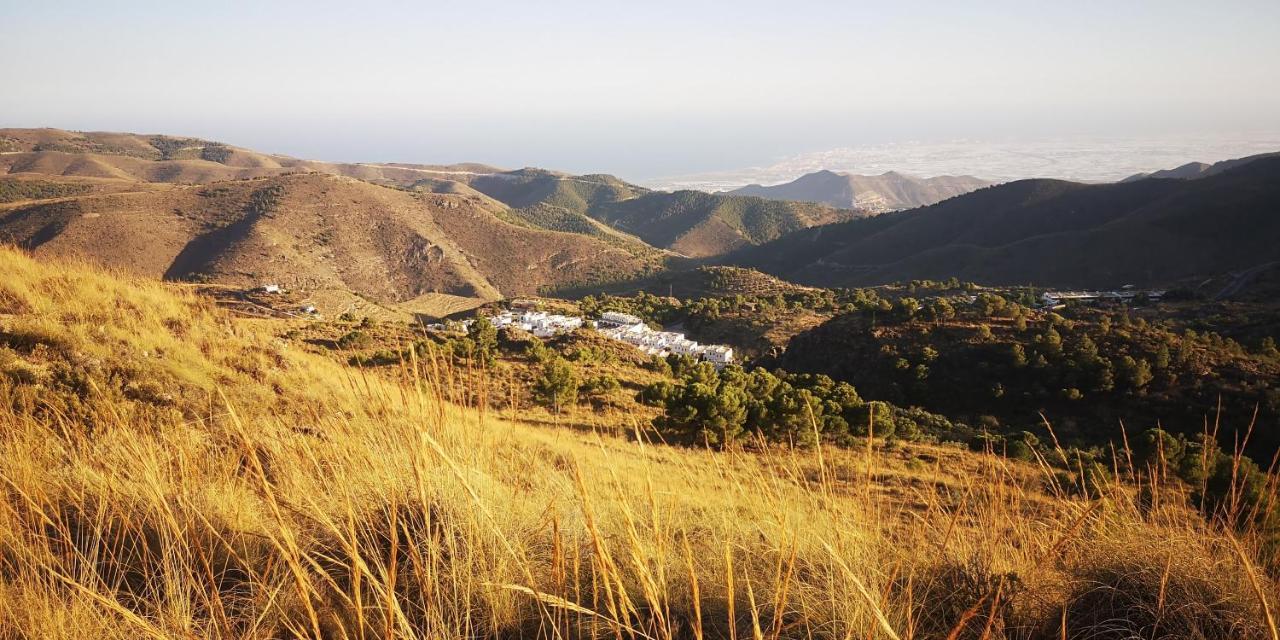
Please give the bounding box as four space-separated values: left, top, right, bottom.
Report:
487 309 584 338
1039 287 1166 309
596 312 735 366
481 308 735 367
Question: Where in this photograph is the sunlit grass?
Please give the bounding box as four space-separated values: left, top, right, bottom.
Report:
0 247 1275 639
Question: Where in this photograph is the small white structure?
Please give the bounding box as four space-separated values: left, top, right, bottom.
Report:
259 284 282 294
701 345 736 366
598 311 644 328
300 305 318 315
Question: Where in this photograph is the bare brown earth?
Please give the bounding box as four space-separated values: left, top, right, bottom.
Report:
1 130 859 259
0 172 658 308
0 129 670 308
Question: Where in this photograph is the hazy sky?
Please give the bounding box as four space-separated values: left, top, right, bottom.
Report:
3 0 1279 180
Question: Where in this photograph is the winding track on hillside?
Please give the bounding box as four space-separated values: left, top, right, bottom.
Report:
1214 261 1278 300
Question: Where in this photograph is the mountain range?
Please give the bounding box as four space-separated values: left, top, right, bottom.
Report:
727 169 991 212
4 128 1279 302
460 168 858 258
1121 152 1280 182
0 129 861 311
727 155 1280 288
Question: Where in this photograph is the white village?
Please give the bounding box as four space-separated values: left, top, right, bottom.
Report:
480 308 735 367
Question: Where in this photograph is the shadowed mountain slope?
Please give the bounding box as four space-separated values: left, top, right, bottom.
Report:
727 156 1280 288
1122 152 1280 182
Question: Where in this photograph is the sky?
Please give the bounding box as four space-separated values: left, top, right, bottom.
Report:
2 0 1279 182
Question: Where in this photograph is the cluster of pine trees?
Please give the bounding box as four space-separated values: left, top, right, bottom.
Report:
639 358 964 446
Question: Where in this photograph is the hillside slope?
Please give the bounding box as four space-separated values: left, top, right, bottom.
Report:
1 247 1274 639
587 189 856 257
0 173 658 303
465 168 860 257
2 129 855 259
729 169 991 212
728 156 1280 287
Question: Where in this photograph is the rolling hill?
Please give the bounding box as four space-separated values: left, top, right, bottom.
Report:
462 168 861 257
1 128 859 259
727 169 991 212
726 155 1280 288
0 172 661 306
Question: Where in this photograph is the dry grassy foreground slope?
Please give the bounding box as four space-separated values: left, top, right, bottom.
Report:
0 248 1277 639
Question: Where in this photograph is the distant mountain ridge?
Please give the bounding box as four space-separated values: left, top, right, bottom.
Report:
0 128 505 184
725 154 1280 288
727 170 991 212
0 129 673 306
1121 152 1280 182
0 128 859 259
0 128 873 312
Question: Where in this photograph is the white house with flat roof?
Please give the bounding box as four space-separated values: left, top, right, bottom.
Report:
598 311 644 327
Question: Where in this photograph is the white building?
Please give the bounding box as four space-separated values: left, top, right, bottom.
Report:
487 310 583 338
598 311 644 327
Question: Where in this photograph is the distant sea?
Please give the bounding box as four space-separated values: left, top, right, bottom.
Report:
643 133 1280 192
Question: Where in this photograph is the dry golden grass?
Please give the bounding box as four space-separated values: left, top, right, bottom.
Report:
0 247 1276 639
